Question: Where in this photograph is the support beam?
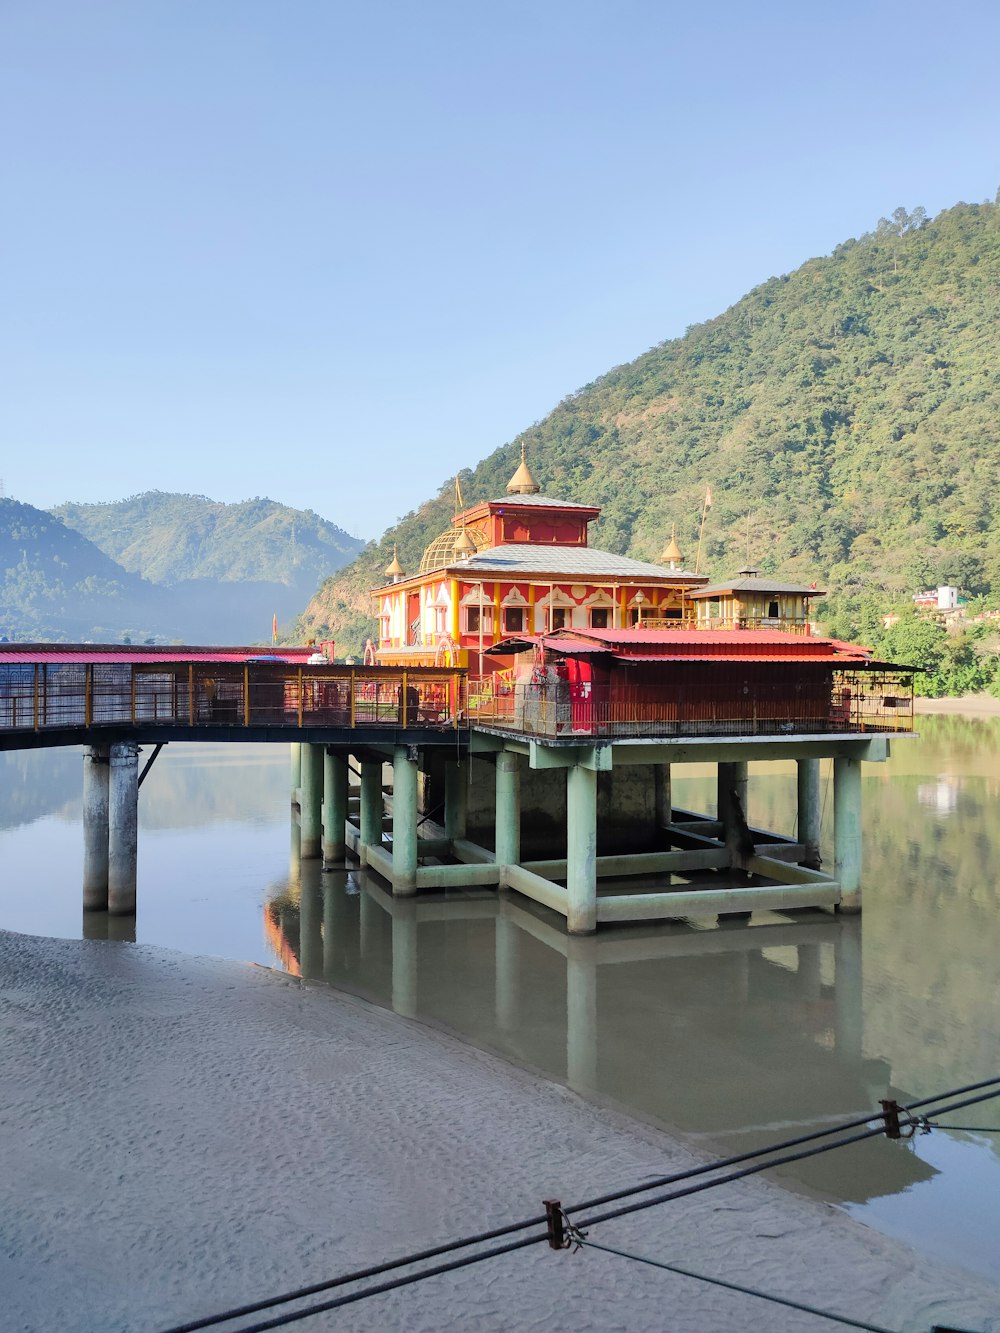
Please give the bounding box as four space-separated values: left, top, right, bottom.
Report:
834 755 862 912
82 745 110 911
392 745 419 894
299 742 324 859
494 752 521 867
358 761 383 867
444 760 468 841
322 750 348 863
797 757 822 869
566 763 597 935
108 742 139 916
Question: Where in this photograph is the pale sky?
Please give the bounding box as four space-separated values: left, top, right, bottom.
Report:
2 1 998 540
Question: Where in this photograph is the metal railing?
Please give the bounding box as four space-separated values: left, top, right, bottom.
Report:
0 662 467 734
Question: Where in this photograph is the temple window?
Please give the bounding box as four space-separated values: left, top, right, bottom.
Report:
551 608 567 630
768 600 779 618
465 605 494 635
504 607 525 634
590 607 609 629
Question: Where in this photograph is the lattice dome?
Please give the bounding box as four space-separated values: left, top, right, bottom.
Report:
419 526 489 573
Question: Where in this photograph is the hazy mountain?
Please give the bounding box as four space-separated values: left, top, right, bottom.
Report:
298 199 1000 653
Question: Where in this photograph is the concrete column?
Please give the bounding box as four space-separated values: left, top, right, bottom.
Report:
392 745 419 894
566 764 597 935
495 912 519 1033
289 742 301 797
299 743 324 859
566 941 597 1090
444 760 468 841
322 750 348 864
108 742 139 916
717 761 748 826
298 863 323 980
654 763 672 829
82 745 110 911
288 820 301 888
834 755 862 912
494 751 521 867
359 761 383 866
391 899 418 1019
797 757 822 868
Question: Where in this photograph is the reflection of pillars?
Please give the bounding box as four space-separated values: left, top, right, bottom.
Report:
495 913 519 1032
567 764 597 935
359 885 379 958
359 761 383 866
798 943 822 1000
288 820 301 888
290 742 301 799
730 947 750 1004
300 743 324 859
323 876 338 979
322 750 348 864
108 743 139 916
392 746 418 894
797 758 822 868
444 760 468 841
82 911 136 943
494 752 520 867
391 899 418 1019
654 763 672 828
83 745 110 910
566 940 597 1091
834 923 863 1061
834 756 862 911
299 862 323 979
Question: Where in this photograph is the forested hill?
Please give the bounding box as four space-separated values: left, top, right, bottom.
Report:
53 492 362 591
298 199 1000 653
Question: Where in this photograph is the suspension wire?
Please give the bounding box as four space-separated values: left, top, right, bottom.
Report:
580 1240 896 1332
156 1077 1000 1333
925 1123 1000 1133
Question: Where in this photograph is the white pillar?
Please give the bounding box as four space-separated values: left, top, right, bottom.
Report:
82 746 110 911
359 761 383 866
834 755 862 912
392 745 419 894
108 742 139 916
444 760 468 841
494 752 520 867
566 764 597 935
797 757 822 868
300 742 324 859
566 941 597 1090
322 750 348 863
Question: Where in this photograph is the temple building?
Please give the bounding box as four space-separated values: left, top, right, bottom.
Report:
373 449 709 671
687 567 824 632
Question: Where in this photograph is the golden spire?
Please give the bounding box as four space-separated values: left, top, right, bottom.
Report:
454 526 475 558
505 443 540 496
384 544 405 581
660 523 683 568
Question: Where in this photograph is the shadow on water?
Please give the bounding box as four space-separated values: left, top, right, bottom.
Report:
2 723 1000 1279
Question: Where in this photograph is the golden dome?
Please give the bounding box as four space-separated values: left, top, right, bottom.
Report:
419 525 488 574
660 524 683 566
506 444 540 496
384 544 405 579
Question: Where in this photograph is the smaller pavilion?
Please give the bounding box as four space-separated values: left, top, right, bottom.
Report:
687 566 823 632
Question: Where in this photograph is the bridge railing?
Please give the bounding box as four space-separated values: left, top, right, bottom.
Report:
0 662 468 734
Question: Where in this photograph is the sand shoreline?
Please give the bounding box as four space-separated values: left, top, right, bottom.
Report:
2 928 998 1332
914 693 1000 716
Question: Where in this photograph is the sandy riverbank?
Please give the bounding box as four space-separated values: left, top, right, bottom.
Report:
2 930 998 1333
914 693 1000 716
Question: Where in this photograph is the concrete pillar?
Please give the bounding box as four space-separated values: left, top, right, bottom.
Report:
322 749 348 864
444 760 468 841
717 760 748 826
834 755 862 912
359 761 383 866
288 820 301 888
289 742 301 796
566 941 597 1090
654 763 672 828
495 912 519 1032
566 764 597 935
298 863 323 980
494 752 521 867
797 757 822 868
299 743 324 859
108 742 139 916
82 745 110 911
392 745 419 894
391 899 418 1019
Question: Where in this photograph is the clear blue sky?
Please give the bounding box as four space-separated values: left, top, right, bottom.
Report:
2 1 998 540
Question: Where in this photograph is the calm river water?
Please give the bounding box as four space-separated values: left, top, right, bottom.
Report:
2 718 999 1282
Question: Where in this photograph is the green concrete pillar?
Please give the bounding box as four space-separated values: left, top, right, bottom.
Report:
289 741 301 797
298 862 323 980
494 752 521 867
654 763 672 829
834 755 862 912
797 757 822 868
566 763 597 935
288 820 301 887
392 745 419 894
299 742 324 859
566 941 597 1090
391 899 418 1019
322 749 348 864
108 742 139 916
82 745 110 911
359 761 383 866
444 760 468 841
495 912 519 1032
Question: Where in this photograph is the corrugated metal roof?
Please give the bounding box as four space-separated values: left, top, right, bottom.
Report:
0 646 316 665
614 653 869 664
688 579 824 597
548 627 835 647
484 494 599 511
452 545 705 579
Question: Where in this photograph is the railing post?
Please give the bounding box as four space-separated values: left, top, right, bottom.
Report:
85 663 93 728
188 665 195 725
33 664 39 731
243 664 250 726
350 669 356 727
297 667 304 727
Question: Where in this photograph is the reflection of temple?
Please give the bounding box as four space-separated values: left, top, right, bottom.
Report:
264 867 934 1206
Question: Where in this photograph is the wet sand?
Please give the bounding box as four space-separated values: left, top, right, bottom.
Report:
1 929 998 1333
914 694 1000 716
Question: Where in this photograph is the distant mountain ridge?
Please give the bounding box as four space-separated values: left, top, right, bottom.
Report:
298 199 1000 652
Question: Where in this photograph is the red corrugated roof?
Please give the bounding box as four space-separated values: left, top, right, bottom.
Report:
0 645 317 665
550 628 832 647
614 653 872 664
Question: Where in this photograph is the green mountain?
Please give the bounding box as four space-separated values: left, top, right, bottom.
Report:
298 199 1000 654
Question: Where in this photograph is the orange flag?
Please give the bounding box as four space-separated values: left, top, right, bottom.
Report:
272 614 278 644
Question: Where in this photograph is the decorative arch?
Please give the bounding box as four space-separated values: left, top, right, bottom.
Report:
434 634 458 667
